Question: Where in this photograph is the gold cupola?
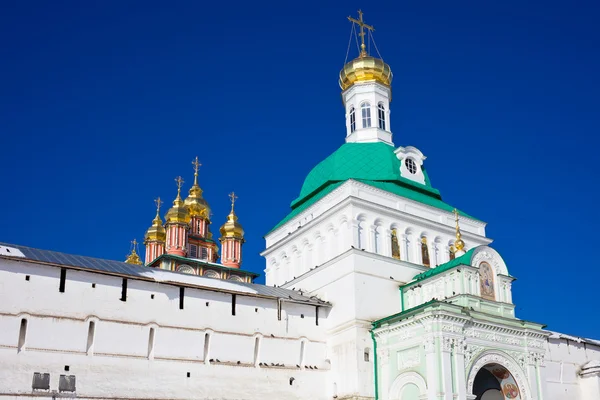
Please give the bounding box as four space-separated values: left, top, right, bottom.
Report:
144 198 166 243
339 11 393 91
125 239 143 265
219 192 244 239
184 157 210 219
165 176 191 224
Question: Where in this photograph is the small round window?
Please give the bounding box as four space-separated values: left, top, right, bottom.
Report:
405 158 417 174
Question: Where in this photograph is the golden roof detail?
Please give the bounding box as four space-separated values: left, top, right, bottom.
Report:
125 239 143 265
184 156 210 219
219 192 244 239
339 11 393 91
452 208 465 253
165 176 191 224
145 197 166 243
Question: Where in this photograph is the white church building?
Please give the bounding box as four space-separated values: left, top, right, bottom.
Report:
1 11 599 400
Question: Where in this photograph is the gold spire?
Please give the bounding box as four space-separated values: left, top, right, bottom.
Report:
166 177 191 224
185 157 210 219
219 192 244 239
145 197 166 242
348 10 375 58
453 208 465 253
340 11 392 91
125 239 143 265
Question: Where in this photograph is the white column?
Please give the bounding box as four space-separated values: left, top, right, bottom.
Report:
383 229 392 257
402 234 410 262
352 219 360 249
433 242 440 267
440 338 453 400
424 336 439 400
369 225 377 253
527 354 540 400
453 339 467 400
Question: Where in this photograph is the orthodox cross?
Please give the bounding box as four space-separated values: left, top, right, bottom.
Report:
131 238 138 247
192 157 202 175
154 197 163 212
175 176 184 190
229 192 238 210
348 10 374 56
453 208 462 237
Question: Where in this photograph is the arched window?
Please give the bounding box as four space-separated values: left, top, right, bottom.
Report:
349 107 356 133
420 237 430 267
391 229 401 260
378 103 386 130
361 102 371 128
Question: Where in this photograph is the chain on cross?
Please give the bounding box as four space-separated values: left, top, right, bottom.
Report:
348 10 375 56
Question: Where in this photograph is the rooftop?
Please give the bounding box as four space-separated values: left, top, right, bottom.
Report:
0 242 329 307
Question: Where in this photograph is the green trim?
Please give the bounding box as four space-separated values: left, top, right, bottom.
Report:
372 300 439 329
149 253 260 278
409 248 477 284
370 330 379 400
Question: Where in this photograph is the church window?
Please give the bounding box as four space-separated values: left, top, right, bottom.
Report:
200 247 208 260
86 321 95 354
405 158 417 174
147 327 155 359
349 107 356 132
361 102 371 128
189 244 198 258
391 229 401 260
203 332 211 361
18 318 27 352
196 220 201 235
364 348 371 362
421 237 430 267
378 103 386 130
253 336 261 366
59 268 66 293
120 278 127 302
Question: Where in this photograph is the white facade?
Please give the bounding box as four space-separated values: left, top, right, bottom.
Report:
344 82 393 145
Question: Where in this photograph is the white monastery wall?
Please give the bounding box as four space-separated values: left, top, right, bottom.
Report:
544 335 600 400
0 258 330 399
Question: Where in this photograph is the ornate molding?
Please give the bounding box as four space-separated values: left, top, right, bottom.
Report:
466 350 531 399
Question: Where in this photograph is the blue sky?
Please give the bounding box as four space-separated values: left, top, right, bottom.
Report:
1 1 599 337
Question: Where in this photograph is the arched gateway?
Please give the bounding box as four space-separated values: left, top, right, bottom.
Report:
467 351 531 400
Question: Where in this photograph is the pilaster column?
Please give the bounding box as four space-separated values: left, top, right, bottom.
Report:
440 338 453 400
526 352 540 399
351 219 360 249
401 234 410 262
378 347 391 400
424 336 439 400
453 338 467 400
433 242 440 267
383 229 392 257
369 225 377 253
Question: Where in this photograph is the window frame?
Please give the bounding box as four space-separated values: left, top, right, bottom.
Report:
377 103 386 130
361 102 372 128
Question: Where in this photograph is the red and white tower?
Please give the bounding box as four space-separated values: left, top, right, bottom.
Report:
164 176 191 257
219 192 245 269
143 198 166 264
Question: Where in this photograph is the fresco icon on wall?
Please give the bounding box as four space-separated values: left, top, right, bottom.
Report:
479 261 496 300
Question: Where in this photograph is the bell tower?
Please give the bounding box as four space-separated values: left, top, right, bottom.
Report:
340 10 393 145
219 192 245 269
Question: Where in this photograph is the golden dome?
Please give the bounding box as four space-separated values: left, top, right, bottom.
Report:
165 177 191 225
125 239 143 265
184 157 210 219
219 192 244 239
339 54 393 91
144 199 166 243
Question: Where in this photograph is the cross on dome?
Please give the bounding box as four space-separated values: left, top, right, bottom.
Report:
154 197 163 212
229 192 238 211
348 10 375 57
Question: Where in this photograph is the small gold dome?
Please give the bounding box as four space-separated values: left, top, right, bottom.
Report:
219 210 244 239
165 177 191 225
339 55 393 91
220 193 244 239
144 212 166 243
184 181 210 220
125 239 143 265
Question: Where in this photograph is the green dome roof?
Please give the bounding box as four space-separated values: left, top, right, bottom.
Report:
268 142 479 234
291 142 437 208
